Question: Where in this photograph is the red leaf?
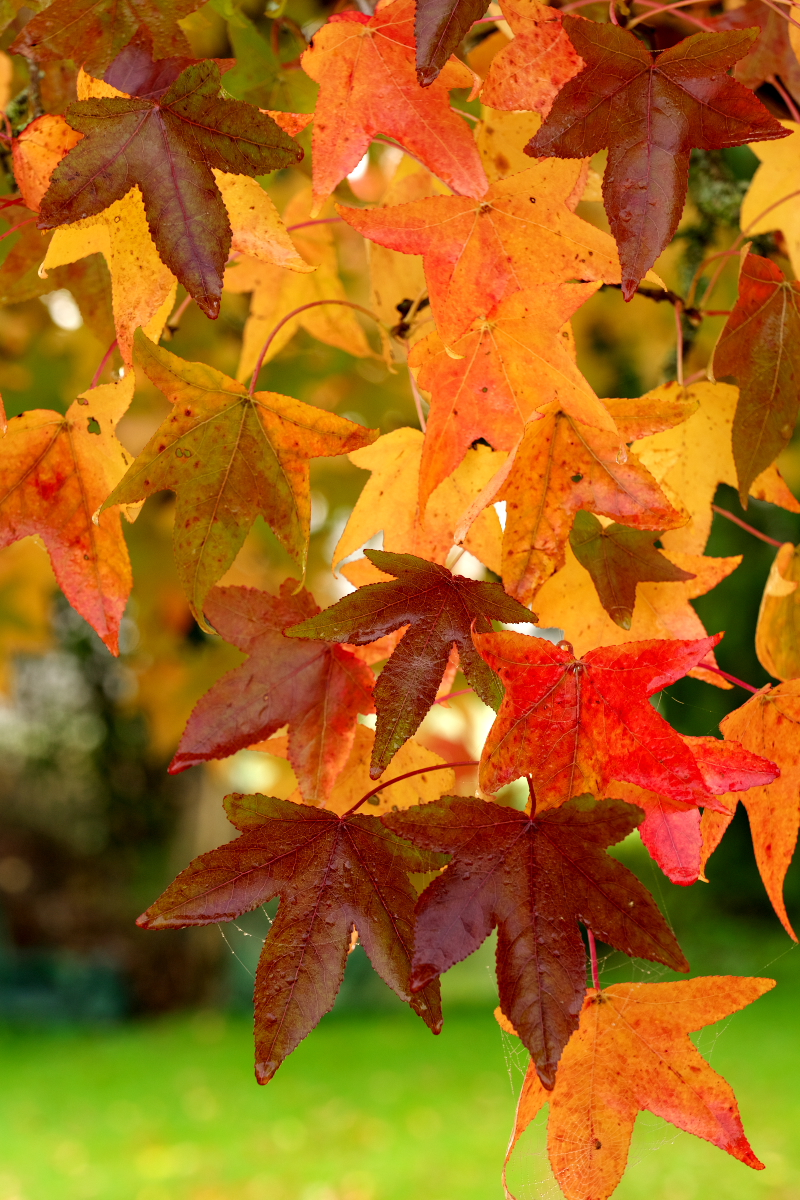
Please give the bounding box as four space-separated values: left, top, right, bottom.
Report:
385 794 687 1087
527 18 789 299
414 0 488 87
139 793 444 1082
170 583 375 804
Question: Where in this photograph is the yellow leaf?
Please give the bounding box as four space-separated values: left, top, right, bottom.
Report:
632 381 799 554
0 539 55 692
534 542 741 686
254 724 455 813
475 107 543 184
756 542 800 680
741 120 800 278
333 427 504 580
225 184 376 382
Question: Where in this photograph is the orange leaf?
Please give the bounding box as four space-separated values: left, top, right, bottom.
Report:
482 0 582 117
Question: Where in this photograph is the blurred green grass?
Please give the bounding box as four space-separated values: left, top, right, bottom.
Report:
0 930 797 1200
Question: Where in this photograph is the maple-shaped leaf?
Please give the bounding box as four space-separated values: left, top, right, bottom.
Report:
300 0 486 209
632 380 800 556
569 512 695 630
38 61 302 318
756 542 800 681
339 161 621 346
481 0 582 117
138 792 444 1082
286 550 532 778
257 723 456 813
100 332 376 620
708 0 800 100
170 583 375 803
713 253 800 503
332 429 505 583
740 121 800 282
0 377 134 654
475 629 758 805
702 681 800 939
385 794 687 1086
488 400 687 605
10 0 205 74
411 284 616 511
504 977 773 1200
535 545 741 688
414 0 488 87
527 18 789 299
606 733 778 885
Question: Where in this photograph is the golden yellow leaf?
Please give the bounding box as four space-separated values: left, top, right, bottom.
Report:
740 120 800 279
475 107 543 184
756 541 800 680
333 427 504 581
534 542 741 686
0 539 55 691
254 724 455 813
632 381 799 554
225 184 376 383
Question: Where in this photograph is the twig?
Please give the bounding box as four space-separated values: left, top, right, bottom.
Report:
711 504 784 548
702 662 759 694
342 759 479 818
90 339 119 389
587 929 601 989
249 298 386 394
0 216 37 242
626 0 713 30
602 282 701 322
166 293 194 336
674 301 684 386
768 74 800 122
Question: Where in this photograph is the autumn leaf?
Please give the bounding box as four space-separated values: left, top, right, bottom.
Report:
138 791 443 1082
256 723 456 814
411 284 616 511
713 253 800 503
0 377 134 654
332 428 505 581
527 19 789 298
287 549 532 778
169 582 375 804
339 160 621 346
12 114 83 213
607 734 778 885
100 331 376 620
474 629 765 805
474 107 545 184
504 977 773 1200
38 61 302 317
756 542 800 681
224 185 374 383
414 0 487 86
740 120 800 281
535 544 741 687
708 0 800 100
0 540 55 693
569 512 695 630
631 381 799 555
300 0 486 208
210 11 317 113
385 794 687 1087
481 0 582 117
702 681 800 939
10 0 205 75
490 400 687 606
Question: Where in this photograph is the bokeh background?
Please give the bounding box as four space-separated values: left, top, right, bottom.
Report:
0 1 799 1196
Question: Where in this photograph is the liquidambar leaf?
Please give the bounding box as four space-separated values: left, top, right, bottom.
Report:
527 19 788 299
385 794 687 1088
504 977 773 1200
476 630 738 805
138 793 443 1083
713 253 800 503
481 0 582 117
101 332 376 621
756 542 800 681
39 61 302 317
286 550 533 778
0 378 134 654
414 0 488 87
170 583 375 804
569 512 695 630
301 0 487 208
702 681 800 939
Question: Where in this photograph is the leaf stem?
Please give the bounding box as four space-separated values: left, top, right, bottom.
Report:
674 301 684 386
0 216 37 242
768 74 800 122
711 503 784 547
587 929 600 989
90 339 119 389
285 217 343 233
433 686 474 705
408 367 428 431
249 299 386 394
702 662 760 694
341 759 478 818
166 292 194 336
